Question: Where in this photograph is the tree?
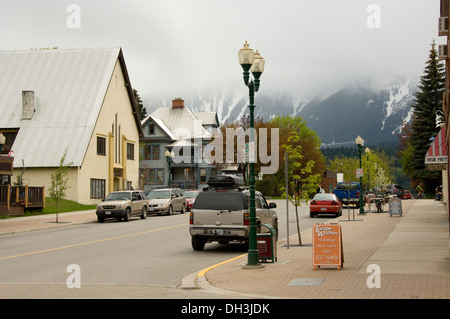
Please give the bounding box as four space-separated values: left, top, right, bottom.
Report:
48 148 73 223
133 89 147 120
282 132 322 246
400 42 445 193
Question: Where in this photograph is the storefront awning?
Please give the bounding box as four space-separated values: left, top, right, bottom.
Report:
425 126 448 170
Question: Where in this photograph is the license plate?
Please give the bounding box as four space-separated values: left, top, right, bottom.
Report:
149 207 154 212
105 211 111 215
215 229 223 235
321 208 327 211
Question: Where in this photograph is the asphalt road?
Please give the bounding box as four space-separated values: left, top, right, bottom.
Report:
0 199 338 297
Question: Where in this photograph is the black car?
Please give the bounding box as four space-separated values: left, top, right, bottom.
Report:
386 184 405 198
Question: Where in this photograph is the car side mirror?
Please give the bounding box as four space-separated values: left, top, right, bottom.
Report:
269 202 277 209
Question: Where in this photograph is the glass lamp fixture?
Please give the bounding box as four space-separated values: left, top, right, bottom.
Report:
355 135 364 146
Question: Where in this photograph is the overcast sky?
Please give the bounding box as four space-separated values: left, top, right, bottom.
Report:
0 1 444 103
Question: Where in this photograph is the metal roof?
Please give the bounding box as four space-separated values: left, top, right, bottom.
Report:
0 48 125 168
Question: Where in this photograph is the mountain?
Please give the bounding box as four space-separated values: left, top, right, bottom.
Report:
144 77 418 147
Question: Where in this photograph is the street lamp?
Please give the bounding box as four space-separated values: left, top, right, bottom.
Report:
238 41 265 268
165 149 173 188
355 135 365 215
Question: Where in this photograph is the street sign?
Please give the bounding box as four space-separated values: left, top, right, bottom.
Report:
356 168 363 178
312 223 344 270
389 198 402 217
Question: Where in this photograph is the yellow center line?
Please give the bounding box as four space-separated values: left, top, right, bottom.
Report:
0 223 188 261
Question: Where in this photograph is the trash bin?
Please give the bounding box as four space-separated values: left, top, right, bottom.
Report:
257 224 277 263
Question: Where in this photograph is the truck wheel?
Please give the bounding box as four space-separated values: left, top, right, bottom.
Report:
97 216 105 223
124 208 131 221
192 237 206 251
140 207 147 219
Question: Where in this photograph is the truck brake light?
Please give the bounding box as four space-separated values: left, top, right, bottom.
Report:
244 212 250 226
189 212 193 225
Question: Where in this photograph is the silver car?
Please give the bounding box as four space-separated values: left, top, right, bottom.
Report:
147 188 186 215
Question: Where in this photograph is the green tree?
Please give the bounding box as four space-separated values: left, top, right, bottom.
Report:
282 132 322 246
48 148 73 223
133 89 147 120
401 42 445 193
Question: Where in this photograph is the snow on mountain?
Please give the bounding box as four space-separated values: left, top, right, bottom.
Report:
145 77 418 146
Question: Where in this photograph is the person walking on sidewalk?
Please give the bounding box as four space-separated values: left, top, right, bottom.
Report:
415 183 424 199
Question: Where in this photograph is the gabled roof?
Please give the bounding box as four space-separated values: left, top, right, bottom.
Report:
0 47 142 168
150 107 211 140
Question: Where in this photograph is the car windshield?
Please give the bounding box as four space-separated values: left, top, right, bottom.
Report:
184 191 199 198
147 190 170 199
194 191 247 210
105 192 131 201
313 194 337 201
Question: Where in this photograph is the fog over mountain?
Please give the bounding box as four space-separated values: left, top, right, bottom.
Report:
146 76 417 147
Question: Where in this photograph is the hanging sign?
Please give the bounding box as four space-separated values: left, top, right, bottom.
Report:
312 223 344 270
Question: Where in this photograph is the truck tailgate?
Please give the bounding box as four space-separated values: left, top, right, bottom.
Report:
192 209 244 227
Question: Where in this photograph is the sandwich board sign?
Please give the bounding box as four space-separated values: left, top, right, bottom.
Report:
389 198 402 217
312 223 344 270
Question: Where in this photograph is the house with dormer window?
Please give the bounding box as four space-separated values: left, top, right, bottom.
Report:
0 48 143 205
140 98 220 191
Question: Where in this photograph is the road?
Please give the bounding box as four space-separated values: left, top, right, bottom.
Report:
0 199 339 298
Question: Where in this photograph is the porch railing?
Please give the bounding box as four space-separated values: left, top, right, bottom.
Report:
0 185 45 211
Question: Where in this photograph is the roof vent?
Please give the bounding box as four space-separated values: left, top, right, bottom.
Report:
22 91 35 120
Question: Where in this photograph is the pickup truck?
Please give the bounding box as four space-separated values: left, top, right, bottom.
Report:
332 182 361 208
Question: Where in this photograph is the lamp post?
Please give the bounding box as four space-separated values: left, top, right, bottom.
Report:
238 41 265 267
165 149 173 188
355 135 365 215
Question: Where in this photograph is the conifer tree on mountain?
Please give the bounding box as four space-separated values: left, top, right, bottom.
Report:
406 42 445 193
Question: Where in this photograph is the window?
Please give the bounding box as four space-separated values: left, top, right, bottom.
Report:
90 179 105 199
127 143 134 160
140 168 164 185
148 124 155 135
97 137 106 156
200 168 207 183
144 145 160 160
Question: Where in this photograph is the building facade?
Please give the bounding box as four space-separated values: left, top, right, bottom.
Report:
0 48 143 205
140 99 220 191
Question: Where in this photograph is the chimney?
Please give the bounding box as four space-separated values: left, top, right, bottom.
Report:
22 91 35 120
172 98 184 110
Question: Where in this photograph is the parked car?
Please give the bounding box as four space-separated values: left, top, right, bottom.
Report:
401 189 412 199
189 175 278 251
386 184 405 198
310 193 342 218
184 190 201 211
147 188 186 215
96 190 148 223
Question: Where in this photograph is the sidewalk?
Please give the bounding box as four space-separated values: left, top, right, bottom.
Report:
0 210 97 235
202 199 450 299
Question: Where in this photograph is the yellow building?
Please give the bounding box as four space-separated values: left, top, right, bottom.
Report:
0 48 143 205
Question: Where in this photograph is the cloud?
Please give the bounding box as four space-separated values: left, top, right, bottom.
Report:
0 0 444 102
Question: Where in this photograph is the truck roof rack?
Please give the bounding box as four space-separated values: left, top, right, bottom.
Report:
206 174 245 189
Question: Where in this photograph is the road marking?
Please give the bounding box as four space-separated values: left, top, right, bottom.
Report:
197 254 247 278
0 224 187 261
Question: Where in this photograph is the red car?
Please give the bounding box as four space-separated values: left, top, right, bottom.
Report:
401 190 412 199
310 193 343 218
184 190 201 211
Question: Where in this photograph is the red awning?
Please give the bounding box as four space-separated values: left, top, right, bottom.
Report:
425 126 448 170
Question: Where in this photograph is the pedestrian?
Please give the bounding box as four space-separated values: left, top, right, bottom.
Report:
415 183 424 198
435 185 442 201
